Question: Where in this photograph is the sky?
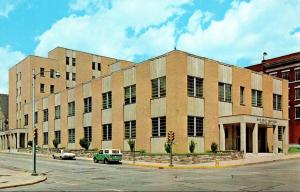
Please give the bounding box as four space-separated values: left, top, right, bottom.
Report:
0 0 300 93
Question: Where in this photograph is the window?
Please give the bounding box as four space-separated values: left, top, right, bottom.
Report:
269 72 277 77
34 111 38 124
43 132 48 145
24 114 28 126
124 120 136 139
66 57 69 65
55 130 61 144
240 86 245 105
187 116 204 137
152 116 166 137
50 85 54 94
187 76 203 98
124 85 136 105
16 73 18 82
40 84 45 93
98 63 101 71
296 106 300 119
68 101 75 116
219 83 232 102
92 62 96 70
50 69 55 78
19 72 21 80
43 109 48 122
72 73 76 81
151 76 166 99
252 90 263 107
55 105 61 119
278 127 283 141
273 94 282 110
84 126 92 142
72 58 76 66
66 72 69 80
102 124 112 141
19 87 21 95
84 97 92 113
68 129 75 143
40 68 45 77
295 88 300 100
282 71 289 80
102 91 112 109
296 69 300 81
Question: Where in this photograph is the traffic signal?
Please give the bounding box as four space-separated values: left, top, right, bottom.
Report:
33 128 38 139
168 131 175 142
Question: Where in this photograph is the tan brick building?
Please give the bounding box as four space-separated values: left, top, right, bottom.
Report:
0 48 289 154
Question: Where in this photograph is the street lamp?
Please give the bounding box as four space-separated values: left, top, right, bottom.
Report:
31 69 60 176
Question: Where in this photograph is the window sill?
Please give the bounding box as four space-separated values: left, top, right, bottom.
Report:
252 106 263 108
188 95 204 99
151 96 166 101
67 115 75 117
102 140 112 141
188 136 204 138
219 101 232 103
102 108 112 110
240 103 245 106
151 136 166 138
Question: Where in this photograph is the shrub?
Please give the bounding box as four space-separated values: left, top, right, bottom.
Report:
189 140 196 153
164 142 172 154
127 139 135 152
139 149 146 155
211 142 218 153
79 138 90 150
52 139 59 149
27 140 33 147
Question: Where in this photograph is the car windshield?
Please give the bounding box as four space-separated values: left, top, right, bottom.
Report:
112 150 120 154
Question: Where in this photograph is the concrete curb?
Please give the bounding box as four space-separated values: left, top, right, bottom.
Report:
0 175 47 189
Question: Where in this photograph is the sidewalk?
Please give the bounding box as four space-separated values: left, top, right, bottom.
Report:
0 167 47 189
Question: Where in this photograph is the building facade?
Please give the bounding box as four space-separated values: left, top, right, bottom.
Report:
0 48 289 154
0 94 8 150
247 52 300 144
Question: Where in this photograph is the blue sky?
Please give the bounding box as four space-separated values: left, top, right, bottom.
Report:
0 0 300 93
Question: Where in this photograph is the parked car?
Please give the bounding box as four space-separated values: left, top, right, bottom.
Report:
52 149 76 160
93 149 122 164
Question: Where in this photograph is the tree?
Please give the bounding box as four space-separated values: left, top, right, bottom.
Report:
79 138 90 150
164 142 172 154
53 139 59 149
211 142 218 153
189 140 196 153
127 139 135 152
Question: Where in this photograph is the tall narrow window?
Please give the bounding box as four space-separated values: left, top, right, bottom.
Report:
98 63 101 71
43 132 48 145
66 72 70 80
240 86 245 105
50 85 55 94
84 97 92 113
187 76 203 98
102 124 112 140
68 129 75 143
219 83 232 102
296 106 300 119
273 94 282 110
66 57 69 65
50 69 55 78
43 109 48 122
124 120 136 139
124 85 136 105
34 111 38 124
72 58 76 66
252 90 263 107
55 130 61 144
152 116 166 137
40 68 45 77
24 114 28 126
151 76 166 99
281 71 289 80
55 105 61 119
102 91 112 109
68 101 75 116
296 69 300 81
84 126 92 142
72 73 76 81
278 127 283 141
40 84 45 93
187 116 204 137
92 62 96 70
295 88 300 100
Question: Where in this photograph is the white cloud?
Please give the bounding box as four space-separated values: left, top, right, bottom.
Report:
0 2 15 17
0 46 25 93
177 0 300 66
35 0 192 61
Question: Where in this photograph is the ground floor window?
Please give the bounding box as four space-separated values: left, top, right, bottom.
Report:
187 116 204 137
102 124 112 141
43 132 48 145
278 127 283 141
152 116 166 137
84 126 92 142
68 129 75 143
55 130 61 144
124 120 136 139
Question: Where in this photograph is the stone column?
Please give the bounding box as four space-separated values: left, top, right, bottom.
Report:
252 123 258 154
273 125 278 154
220 124 225 151
283 124 289 155
240 122 246 153
25 133 28 148
17 133 20 149
0 136 2 150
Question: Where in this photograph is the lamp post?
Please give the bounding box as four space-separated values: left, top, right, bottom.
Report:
31 69 60 176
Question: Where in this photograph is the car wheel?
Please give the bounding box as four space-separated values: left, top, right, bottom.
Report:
59 156 63 160
93 158 98 163
52 155 55 159
103 159 108 164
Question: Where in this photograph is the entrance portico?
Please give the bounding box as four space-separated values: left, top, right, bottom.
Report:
0 128 28 150
219 115 288 155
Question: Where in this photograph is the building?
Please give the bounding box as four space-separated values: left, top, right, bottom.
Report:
0 94 8 150
0 48 289 154
247 52 300 145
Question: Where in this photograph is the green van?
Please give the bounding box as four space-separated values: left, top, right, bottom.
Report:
93 149 122 164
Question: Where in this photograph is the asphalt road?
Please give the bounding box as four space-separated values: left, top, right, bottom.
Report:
0 153 300 191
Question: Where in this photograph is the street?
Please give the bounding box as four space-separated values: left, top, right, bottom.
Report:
0 153 300 191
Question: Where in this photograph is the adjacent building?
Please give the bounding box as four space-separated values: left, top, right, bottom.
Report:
0 48 289 154
247 52 300 145
0 94 8 150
